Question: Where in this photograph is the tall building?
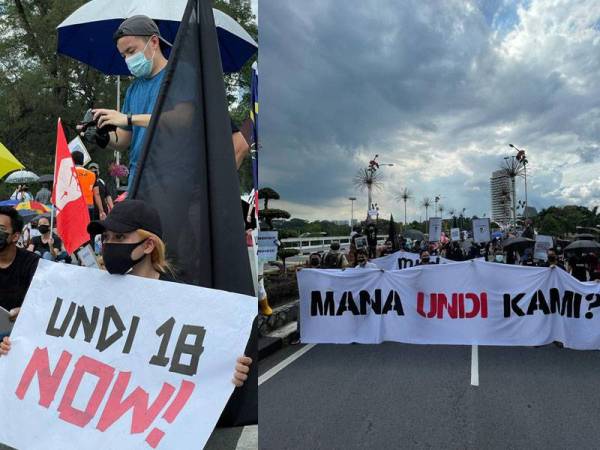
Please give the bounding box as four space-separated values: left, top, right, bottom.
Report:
490 170 511 225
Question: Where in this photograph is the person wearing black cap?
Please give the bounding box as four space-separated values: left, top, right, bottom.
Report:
3 200 252 390
80 15 170 190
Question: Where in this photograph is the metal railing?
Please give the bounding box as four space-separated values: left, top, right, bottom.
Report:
280 235 386 255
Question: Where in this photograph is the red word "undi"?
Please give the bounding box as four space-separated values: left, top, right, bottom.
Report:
417 292 488 319
15 347 195 449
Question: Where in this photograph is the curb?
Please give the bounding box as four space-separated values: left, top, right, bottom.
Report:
258 321 299 360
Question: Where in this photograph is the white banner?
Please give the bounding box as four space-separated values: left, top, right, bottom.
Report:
298 260 600 349
472 218 491 243
534 235 554 261
257 230 278 262
450 228 460 241
428 217 442 242
372 251 453 270
0 260 256 450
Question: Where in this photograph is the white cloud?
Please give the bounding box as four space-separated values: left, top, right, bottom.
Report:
259 0 600 221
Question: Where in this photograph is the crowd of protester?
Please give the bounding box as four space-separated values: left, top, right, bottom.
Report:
302 222 600 282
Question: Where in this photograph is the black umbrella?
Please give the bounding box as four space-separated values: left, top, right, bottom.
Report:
564 240 600 253
502 236 535 250
403 229 425 241
38 174 54 184
573 233 596 241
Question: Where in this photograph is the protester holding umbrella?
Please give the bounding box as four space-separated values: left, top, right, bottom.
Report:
84 15 251 189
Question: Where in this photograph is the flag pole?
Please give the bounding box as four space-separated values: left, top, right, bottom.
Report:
50 118 61 234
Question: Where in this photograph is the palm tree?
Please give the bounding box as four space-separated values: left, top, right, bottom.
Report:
421 197 431 223
438 204 445 218
354 168 383 216
396 187 412 226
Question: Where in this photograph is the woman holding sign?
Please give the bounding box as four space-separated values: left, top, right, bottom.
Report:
1 200 252 388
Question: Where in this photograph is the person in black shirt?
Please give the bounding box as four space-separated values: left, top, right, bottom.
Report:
0 206 39 315
26 216 65 261
89 162 114 221
366 223 377 259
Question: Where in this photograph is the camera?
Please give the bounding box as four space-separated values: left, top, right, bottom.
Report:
79 109 117 148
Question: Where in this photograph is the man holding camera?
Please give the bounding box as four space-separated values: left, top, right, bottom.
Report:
83 15 250 191
81 15 169 190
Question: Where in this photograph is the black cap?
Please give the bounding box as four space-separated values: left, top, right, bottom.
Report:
113 15 172 47
87 200 162 238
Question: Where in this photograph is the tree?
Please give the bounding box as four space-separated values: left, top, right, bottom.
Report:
258 187 280 210
0 0 257 197
259 208 290 230
277 247 299 275
396 187 411 227
421 197 431 223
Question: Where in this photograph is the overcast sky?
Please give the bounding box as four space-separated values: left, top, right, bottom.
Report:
258 0 600 223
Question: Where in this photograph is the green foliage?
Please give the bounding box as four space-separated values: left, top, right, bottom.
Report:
259 208 290 230
258 187 280 210
534 205 599 236
0 0 256 197
278 248 299 259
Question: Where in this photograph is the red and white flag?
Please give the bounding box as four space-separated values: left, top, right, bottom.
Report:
51 119 90 254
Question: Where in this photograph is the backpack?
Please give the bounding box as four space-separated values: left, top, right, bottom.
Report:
322 251 342 269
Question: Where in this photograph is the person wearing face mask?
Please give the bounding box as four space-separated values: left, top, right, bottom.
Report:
84 199 252 383
83 15 251 192
419 250 433 265
0 206 40 320
26 217 65 261
355 248 378 269
3 200 252 387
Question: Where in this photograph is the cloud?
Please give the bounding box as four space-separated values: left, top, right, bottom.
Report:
259 0 600 221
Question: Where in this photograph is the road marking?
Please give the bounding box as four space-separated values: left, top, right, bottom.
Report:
471 345 479 386
258 344 316 385
235 425 258 450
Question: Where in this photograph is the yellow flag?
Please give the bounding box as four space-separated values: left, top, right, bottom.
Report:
0 141 25 179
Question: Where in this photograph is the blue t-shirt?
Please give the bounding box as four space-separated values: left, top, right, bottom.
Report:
121 68 166 189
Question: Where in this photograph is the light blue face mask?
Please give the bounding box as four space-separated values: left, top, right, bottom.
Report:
125 38 155 78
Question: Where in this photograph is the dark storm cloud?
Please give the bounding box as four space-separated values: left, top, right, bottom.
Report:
259 0 600 220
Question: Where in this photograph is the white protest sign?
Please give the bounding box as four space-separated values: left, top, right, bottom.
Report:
534 235 554 261
298 261 600 349
68 136 92 166
451 228 460 241
428 218 442 242
257 230 278 262
472 218 491 243
0 260 256 450
371 250 454 270
75 244 100 269
354 236 368 250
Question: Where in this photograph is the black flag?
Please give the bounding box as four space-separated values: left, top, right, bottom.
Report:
130 0 257 426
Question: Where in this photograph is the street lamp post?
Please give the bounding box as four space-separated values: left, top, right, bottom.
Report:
365 155 394 217
349 196 356 228
509 144 528 219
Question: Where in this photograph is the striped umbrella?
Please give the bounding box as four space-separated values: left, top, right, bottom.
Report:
14 201 51 214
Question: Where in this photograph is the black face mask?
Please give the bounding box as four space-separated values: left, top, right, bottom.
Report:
38 225 50 234
102 241 147 275
0 230 10 251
